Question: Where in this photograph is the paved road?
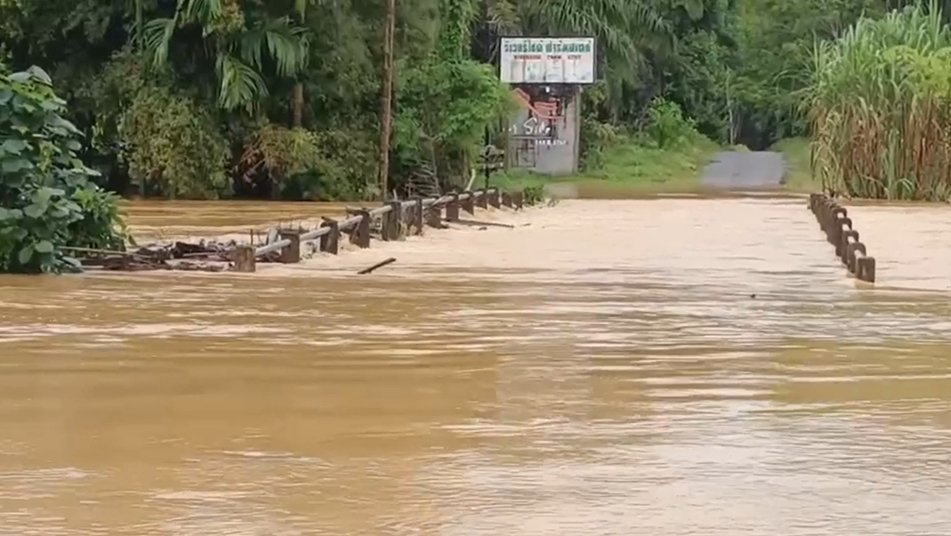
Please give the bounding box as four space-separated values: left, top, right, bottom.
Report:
701 151 785 190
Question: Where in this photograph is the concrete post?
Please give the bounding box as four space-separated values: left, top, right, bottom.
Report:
847 242 866 274
475 189 488 209
446 194 460 222
382 201 402 241
279 229 301 263
426 203 443 228
391 201 403 239
320 219 339 254
856 256 876 283
233 245 256 273
513 191 524 210
414 198 424 235
351 210 371 248
502 192 513 208
489 188 501 208
840 230 859 264
461 192 475 215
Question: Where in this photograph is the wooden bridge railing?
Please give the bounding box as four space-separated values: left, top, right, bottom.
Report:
809 193 876 284
235 187 528 272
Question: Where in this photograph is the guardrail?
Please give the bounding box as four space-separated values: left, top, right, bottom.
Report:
233 187 528 272
809 193 876 283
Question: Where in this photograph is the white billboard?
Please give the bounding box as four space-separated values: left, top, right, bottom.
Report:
499 37 596 85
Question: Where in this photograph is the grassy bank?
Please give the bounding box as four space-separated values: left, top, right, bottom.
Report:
493 135 720 198
770 137 816 192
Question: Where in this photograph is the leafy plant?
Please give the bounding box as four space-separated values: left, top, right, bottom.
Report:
0 66 125 273
644 97 699 149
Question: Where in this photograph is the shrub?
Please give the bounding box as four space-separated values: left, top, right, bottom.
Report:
0 66 125 273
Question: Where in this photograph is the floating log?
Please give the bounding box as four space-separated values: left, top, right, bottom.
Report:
357 257 397 275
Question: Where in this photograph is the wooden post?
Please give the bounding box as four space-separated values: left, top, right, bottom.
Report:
513 191 524 210
351 210 371 248
320 219 339 254
489 188 501 208
475 189 488 209
461 192 475 214
233 245 256 273
414 198 424 235
446 194 460 222
502 192 513 208
279 229 301 264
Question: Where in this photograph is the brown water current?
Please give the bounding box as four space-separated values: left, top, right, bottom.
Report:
1 198 951 535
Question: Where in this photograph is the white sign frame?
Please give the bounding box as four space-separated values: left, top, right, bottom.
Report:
499 37 596 85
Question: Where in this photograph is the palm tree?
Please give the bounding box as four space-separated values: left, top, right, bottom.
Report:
141 0 310 113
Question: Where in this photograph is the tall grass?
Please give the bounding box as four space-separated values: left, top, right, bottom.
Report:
802 0 951 201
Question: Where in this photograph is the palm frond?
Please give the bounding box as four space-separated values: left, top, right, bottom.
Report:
183 0 223 25
217 54 270 112
142 17 178 68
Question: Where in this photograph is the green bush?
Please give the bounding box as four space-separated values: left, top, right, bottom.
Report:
0 66 125 273
644 97 699 149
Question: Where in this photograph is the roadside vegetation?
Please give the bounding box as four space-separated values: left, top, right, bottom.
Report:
1 0 948 215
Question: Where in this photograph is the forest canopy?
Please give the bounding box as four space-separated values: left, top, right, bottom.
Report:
0 0 942 201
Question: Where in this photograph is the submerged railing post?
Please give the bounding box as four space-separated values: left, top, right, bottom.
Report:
427 201 443 228
856 256 876 283
383 201 402 241
233 245 256 273
414 198 424 235
279 229 301 263
461 191 475 214
320 218 339 254
513 191 524 210
351 209 371 248
489 188 501 209
446 194 461 222
475 188 488 209
501 192 513 208
809 193 878 285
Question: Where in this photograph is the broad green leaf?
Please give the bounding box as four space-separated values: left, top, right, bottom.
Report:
0 89 12 105
34 240 54 254
0 208 23 221
1 158 33 173
0 139 28 155
23 202 48 218
17 246 33 265
32 187 64 204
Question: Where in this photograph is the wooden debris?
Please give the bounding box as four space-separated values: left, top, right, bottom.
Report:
357 257 397 275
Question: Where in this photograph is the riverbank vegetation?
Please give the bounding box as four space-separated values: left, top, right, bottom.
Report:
803 1 951 201
1 0 947 204
0 67 125 273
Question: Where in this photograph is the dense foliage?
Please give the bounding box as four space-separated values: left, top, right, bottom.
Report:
0 66 125 273
1 0 945 201
804 0 951 200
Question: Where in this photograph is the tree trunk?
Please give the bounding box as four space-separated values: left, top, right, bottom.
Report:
292 83 304 128
378 0 396 201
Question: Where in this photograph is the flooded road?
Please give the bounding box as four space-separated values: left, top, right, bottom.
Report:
1 198 950 535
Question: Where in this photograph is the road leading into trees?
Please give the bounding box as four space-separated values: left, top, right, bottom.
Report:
701 151 786 189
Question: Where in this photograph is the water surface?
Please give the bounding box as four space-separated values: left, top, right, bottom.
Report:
1 198 950 535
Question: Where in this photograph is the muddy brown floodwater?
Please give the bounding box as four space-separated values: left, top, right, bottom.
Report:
1 198 951 536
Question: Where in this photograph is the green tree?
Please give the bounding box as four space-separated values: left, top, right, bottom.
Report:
0 66 125 273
